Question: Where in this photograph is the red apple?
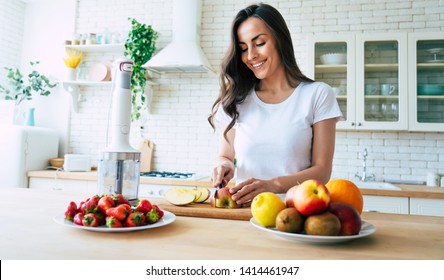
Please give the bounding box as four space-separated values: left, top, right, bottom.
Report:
285 185 297 207
211 187 241 208
329 202 362 235
293 179 330 216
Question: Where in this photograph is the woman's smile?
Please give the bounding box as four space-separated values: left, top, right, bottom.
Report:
252 60 266 69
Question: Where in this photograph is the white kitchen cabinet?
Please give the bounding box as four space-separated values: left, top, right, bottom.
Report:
139 183 173 198
363 195 409 214
408 32 444 131
309 33 409 131
410 197 444 217
356 33 408 130
29 177 96 195
307 34 356 130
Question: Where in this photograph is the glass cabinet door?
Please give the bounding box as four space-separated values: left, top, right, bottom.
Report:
356 33 408 130
308 35 355 130
408 33 444 131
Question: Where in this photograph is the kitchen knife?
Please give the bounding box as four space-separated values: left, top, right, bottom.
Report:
214 183 223 199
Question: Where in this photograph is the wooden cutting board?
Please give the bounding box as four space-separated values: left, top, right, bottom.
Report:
157 201 252 221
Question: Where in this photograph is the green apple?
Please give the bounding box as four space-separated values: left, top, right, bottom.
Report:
193 187 210 203
211 187 241 208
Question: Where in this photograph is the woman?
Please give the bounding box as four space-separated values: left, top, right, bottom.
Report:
208 3 342 206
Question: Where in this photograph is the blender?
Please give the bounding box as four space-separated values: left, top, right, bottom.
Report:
97 58 140 205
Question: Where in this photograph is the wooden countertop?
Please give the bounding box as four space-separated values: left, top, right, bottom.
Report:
1 187 443 260
28 170 214 187
28 170 444 199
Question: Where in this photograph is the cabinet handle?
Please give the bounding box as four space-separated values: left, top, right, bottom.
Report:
351 122 355 126
358 122 362 126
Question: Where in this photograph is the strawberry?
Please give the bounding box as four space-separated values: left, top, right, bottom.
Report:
152 205 164 219
146 207 161 224
95 212 106 226
64 201 78 221
136 199 153 213
106 216 123 228
98 195 115 214
106 204 130 221
82 213 99 227
124 212 146 227
79 196 99 214
73 212 84 226
119 203 132 214
112 194 131 206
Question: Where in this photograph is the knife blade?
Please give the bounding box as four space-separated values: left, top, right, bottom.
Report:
213 183 225 208
214 183 223 200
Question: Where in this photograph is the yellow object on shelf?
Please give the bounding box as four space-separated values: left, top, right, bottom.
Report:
63 48 84 69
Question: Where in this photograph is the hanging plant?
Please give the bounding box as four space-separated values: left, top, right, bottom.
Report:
124 18 158 121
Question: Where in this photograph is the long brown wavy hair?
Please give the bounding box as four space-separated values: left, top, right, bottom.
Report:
208 3 314 139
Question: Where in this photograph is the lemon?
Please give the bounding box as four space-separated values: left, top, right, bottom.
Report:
251 192 286 227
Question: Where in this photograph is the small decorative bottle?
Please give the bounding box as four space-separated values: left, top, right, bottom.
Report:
26 107 35 126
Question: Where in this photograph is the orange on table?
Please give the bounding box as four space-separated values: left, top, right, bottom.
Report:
325 179 363 214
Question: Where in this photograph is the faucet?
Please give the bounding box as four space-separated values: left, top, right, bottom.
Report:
355 148 375 181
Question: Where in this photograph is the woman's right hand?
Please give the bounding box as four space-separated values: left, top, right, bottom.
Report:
211 161 235 188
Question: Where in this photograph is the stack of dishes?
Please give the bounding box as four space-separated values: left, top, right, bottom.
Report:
417 84 444 96
320 53 347 65
88 62 112 81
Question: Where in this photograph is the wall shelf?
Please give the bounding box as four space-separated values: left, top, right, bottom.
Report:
416 62 444 71
61 43 158 113
364 95 399 100
64 43 125 53
62 80 156 112
315 64 347 73
364 63 399 72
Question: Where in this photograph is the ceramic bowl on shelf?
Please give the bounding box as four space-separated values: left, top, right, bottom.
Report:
320 53 347 65
49 158 64 168
417 84 444 96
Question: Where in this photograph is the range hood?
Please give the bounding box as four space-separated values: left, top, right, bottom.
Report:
143 0 214 73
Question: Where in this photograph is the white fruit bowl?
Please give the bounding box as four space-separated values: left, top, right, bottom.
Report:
320 53 347 65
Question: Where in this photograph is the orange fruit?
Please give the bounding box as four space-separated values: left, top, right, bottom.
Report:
325 179 363 214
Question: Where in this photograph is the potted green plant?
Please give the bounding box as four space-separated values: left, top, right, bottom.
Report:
0 61 57 106
0 61 57 124
124 18 158 121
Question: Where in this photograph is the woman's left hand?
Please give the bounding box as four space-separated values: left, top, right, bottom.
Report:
229 178 276 206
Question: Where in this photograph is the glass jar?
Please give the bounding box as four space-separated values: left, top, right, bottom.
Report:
86 33 96 45
80 33 87 45
76 62 88 81
72 33 80 45
111 32 122 44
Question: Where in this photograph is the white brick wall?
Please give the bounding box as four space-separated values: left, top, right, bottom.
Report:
0 0 25 83
2 0 443 183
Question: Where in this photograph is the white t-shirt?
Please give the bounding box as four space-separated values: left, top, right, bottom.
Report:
215 81 343 184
